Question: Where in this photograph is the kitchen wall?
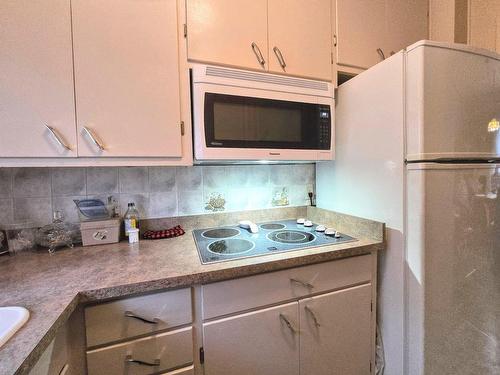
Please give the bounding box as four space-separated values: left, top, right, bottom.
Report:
0 164 315 227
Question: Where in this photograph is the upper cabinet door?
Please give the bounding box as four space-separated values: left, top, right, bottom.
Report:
299 284 373 375
385 0 428 55
0 0 76 157
469 0 500 54
187 0 269 71
268 0 332 81
72 0 182 158
336 0 386 70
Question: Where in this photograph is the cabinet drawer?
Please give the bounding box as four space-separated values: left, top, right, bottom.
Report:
202 255 371 319
85 288 192 347
86 327 193 375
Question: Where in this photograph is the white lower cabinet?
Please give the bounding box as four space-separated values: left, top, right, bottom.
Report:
200 256 376 375
202 285 373 375
80 258 375 375
29 323 68 375
203 302 300 375
299 284 372 375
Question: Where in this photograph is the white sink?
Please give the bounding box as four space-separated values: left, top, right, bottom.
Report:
0 307 30 348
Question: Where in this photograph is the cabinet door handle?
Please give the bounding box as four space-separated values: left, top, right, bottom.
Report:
45 125 71 151
279 313 297 334
376 48 386 60
304 305 321 327
125 355 160 367
272 46 287 69
251 42 266 67
290 278 314 289
124 310 159 324
82 127 105 151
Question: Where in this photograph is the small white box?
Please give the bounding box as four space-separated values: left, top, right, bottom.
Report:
80 219 120 247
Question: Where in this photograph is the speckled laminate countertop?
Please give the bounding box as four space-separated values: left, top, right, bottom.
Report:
0 207 384 375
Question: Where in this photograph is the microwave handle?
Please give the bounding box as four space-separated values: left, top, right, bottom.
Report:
251 42 266 67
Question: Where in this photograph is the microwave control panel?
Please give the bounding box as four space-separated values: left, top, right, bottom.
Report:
318 106 331 149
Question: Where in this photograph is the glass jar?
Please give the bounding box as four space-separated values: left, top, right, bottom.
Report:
4 222 37 253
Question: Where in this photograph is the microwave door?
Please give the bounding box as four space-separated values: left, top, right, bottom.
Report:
192 82 333 162
204 93 325 149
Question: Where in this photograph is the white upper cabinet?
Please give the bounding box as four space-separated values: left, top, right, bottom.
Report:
336 0 387 70
72 0 183 158
0 0 77 157
469 0 500 54
187 0 269 71
385 0 429 55
187 0 333 81
335 0 428 72
268 0 332 81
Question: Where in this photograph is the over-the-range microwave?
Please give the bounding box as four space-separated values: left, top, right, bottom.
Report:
191 64 334 163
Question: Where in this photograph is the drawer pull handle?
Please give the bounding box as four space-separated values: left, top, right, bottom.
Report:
304 305 321 327
124 311 159 325
279 313 297 334
125 355 160 367
290 278 314 289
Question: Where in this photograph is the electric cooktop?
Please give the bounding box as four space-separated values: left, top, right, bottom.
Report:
193 219 357 264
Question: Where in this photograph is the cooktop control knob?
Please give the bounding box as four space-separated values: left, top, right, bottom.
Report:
315 225 326 232
304 220 313 227
325 228 336 236
296 218 305 224
239 220 259 233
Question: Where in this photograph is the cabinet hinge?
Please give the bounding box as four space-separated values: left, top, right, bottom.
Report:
180 121 185 136
183 23 187 38
199 347 205 365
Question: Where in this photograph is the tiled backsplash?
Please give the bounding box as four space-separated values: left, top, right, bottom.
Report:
0 165 315 226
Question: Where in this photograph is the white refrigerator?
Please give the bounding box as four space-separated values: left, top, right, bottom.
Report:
317 41 500 375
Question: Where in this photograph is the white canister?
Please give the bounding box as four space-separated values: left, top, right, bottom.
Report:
128 228 140 244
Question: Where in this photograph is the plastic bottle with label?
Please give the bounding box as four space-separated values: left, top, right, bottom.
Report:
124 202 139 237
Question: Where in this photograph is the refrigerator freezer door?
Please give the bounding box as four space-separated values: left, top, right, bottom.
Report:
406 163 500 375
406 43 500 161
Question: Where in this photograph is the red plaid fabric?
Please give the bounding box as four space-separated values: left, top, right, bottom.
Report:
143 225 185 240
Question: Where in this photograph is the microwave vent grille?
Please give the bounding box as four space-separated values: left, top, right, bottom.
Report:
205 66 329 92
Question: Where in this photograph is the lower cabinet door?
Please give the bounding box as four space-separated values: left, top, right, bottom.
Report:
299 284 373 375
203 302 300 375
29 322 68 375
